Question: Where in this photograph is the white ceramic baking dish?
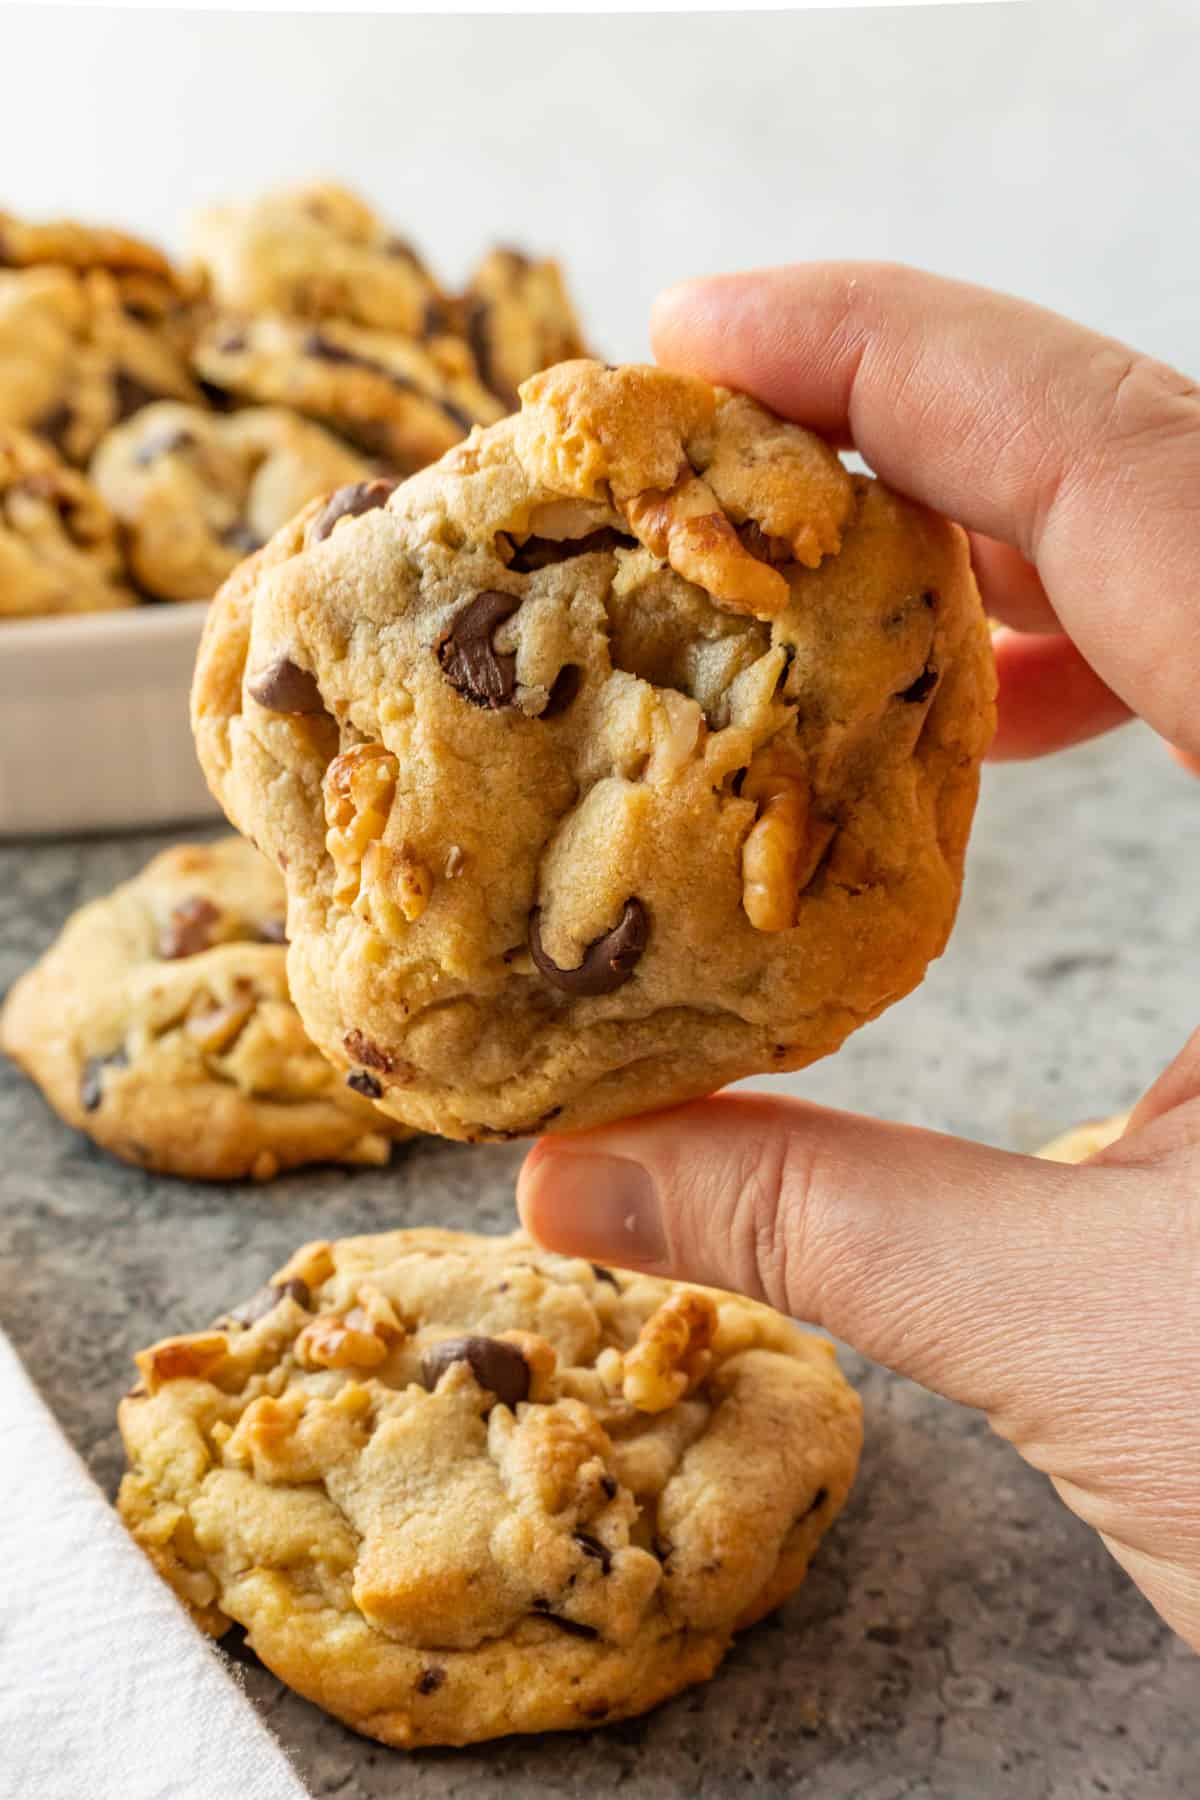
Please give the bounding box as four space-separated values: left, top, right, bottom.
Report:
0 603 222 837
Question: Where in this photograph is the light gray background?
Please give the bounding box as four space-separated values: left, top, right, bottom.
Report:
2 2 1197 376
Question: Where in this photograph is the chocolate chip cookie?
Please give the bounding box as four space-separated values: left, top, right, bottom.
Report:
91 402 371 601
0 426 135 617
117 1226 861 1746
191 313 503 471
188 183 449 338
0 266 199 465
193 361 996 1141
0 836 410 1180
1037 1112 1131 1162
462 246 587 407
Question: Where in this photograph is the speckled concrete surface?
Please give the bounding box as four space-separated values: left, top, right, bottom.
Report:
0 725 1195 1797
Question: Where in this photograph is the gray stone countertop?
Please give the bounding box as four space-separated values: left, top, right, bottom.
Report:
0 725 1195 1798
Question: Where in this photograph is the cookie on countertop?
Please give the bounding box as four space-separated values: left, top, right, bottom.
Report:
117 1225 862 1747
0 836 410 1180
462 246 587 408
0 426 135 618
191 313 503 472
188 182 450 339
0 266 199 465
1036 1112 1131 1163
193 359 996 1142
91 402 372 601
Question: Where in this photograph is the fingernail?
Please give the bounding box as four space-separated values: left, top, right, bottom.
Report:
520 1150 668 1270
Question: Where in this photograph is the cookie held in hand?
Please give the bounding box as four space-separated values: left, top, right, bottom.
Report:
0 836 410 1180
193 360 996 1141
117 1227 861 1747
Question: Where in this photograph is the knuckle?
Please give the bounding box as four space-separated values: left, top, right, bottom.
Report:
720 1123 842 1319
1088 346 1200 456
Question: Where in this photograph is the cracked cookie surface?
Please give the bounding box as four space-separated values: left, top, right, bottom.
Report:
0 836 409 1180
193 360 996 1141
91 402 370 601
117 1225 861 1747
0 426 135 617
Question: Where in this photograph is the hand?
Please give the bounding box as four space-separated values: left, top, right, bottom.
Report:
518 264 1200 1649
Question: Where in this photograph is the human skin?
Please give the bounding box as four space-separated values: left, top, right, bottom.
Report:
519 264 1200 1650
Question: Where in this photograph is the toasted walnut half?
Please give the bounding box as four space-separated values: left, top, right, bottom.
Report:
622 1290 717 1413
740 742 836 933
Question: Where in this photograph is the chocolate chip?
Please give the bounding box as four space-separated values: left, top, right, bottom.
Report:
246 656 325 715
416 1666 446 1696
573 1531 613 1575
531 1601 597 1639
347 1069 382 1099
896 665 938 704
541 664 581 718
739 521 793 565
420 1335 530 1409
113 371 160 423
311 477 398 543
421 297 449 338
301 330 363 367
79 1047 128 1112
133 427 196 465
921 588 938 609
802 1486 828 1520
36 403 74 455
221 523 264 555
158 895 221 960
343 1029 395 1073
463 298 497 397
256 918 287 945
591 1264 620 1288
600 1475 618 1501
226 1278 311 1328
528 898 648 997
436 591 521 709
508 528 631 573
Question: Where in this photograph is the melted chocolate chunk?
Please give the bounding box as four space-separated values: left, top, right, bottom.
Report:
311 477 398 544
255 918 287 945
573 1531 613 1575
158 895 220 960
508 528 631 573
421 296 449 339
79 1047 128 1113
416 1666 446 1696
591 1264 620 1288
600 1474 618 1501
420 1335 530 1409
463 298 496 397
384 237 423 269
347 1069 382 1099
435 590 520 709
528 898 648 997
226 1278 311 1329
301 330 360 367
246 656 325 715
301 333 474 435
896 665 938 704
541 664 581 718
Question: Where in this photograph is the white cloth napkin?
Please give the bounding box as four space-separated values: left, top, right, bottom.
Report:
0 1330 311 1800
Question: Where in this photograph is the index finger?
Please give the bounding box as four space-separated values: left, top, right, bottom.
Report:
651 264 1200 757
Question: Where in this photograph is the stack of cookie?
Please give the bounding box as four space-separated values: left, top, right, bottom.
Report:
0 183 586 618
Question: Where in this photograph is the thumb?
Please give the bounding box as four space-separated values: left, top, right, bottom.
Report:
517 1092 1158 1422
